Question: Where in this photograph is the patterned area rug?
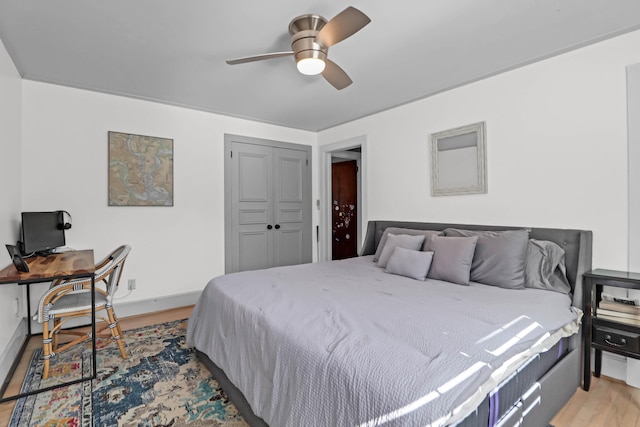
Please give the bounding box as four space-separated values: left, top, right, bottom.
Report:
10 319 248 427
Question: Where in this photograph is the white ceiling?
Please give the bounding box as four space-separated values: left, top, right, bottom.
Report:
1 1 640 132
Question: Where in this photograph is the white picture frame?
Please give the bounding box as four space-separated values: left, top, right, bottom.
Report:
430 122 487 196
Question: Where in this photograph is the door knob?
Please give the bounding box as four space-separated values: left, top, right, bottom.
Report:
275 224 281 229
267 225 273 230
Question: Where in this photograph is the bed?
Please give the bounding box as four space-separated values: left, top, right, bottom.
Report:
186 221 592 427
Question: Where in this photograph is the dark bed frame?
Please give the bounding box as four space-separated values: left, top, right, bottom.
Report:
197 220 593 427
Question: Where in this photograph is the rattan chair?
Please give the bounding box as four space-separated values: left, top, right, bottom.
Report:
36 244 131 379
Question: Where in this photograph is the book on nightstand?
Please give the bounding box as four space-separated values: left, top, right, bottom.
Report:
601 292 640 306
599 300 640 314
597 313 640 326
597 308 640 320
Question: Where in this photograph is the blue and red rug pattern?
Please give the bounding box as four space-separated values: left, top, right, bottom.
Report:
10 319 248 427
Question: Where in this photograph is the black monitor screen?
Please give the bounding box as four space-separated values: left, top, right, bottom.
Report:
21 211 66 255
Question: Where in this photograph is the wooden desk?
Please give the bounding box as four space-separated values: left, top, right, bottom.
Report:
0 250 96 402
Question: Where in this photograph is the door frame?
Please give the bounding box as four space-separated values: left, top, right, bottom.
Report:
629 63 640 272
224 134 313 273
319 135 367 262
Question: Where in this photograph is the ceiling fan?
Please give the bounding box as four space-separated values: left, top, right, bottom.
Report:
226 6 370 90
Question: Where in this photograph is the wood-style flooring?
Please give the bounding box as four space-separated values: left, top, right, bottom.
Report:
0 305 638 427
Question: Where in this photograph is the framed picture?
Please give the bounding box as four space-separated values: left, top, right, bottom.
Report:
430 122 487 196
108 131 174 206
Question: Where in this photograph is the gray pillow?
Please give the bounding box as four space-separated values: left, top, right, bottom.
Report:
524 239 571 294
373 228 442 262
426 235 478 286
443 228 530 289
385 247 434 281
377 233 426 268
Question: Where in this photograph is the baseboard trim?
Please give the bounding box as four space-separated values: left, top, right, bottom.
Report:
28 290 202 335
0 318 27 385
114 291 201 319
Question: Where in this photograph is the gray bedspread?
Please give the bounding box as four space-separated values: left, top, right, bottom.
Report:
186 256 581 427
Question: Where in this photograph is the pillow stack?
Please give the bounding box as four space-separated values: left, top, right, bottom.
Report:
374 229 439 282
376 233 425 268
372 226 571 293
442 228 530 289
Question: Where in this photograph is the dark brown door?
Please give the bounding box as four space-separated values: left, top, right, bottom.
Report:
332 160 358 260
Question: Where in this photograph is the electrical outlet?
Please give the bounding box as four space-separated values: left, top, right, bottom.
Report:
13 298 20 318
128 279 136 290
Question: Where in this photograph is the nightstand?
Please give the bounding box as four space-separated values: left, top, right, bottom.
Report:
583 269 640 391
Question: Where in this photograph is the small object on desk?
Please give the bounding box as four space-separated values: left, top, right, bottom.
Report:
5 244 29 272
52 246 74 253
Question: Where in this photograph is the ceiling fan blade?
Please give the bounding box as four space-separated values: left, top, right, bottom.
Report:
322 59 353 90
315 6 371 48
226 51 294 65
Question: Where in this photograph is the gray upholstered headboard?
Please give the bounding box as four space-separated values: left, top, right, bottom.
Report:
360 221 593 309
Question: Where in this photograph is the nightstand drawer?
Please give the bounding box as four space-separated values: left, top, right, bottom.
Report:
593 326 640 353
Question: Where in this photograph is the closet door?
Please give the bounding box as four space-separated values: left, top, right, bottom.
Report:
273 147 308 267
230 142 274 272
226 136 312 273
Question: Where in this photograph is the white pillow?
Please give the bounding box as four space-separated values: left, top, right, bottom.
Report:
385 247 434 281
377 233 425 268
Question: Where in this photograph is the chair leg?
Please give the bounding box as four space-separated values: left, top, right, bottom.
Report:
106 306 127 359
52 318 60 352
42 321 52 380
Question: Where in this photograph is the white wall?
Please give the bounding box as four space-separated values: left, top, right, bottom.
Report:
21 81 317 304
319 29 640 271
0 37 25 377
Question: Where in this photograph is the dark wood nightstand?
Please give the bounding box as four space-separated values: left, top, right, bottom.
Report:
583 269 640 391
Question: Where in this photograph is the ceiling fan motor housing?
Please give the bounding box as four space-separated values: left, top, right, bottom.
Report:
289 14 329 63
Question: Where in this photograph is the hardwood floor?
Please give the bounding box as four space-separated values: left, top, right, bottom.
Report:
0 304 638 426
552 375 640 427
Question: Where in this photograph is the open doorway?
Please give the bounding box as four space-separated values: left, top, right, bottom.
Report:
331 152 360 259
319 136 366 262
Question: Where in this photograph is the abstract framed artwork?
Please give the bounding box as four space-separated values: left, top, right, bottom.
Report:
430 122 487 196
108 131 174 206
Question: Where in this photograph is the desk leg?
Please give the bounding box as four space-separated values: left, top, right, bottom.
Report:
91 274 96 380
26 283 31 336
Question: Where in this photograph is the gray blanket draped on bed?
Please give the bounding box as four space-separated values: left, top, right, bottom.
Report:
186 256 580 427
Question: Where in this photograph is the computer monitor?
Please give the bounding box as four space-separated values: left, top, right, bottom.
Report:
20 211 66 255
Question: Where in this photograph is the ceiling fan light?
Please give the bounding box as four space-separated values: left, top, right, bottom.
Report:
297 57 325 75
